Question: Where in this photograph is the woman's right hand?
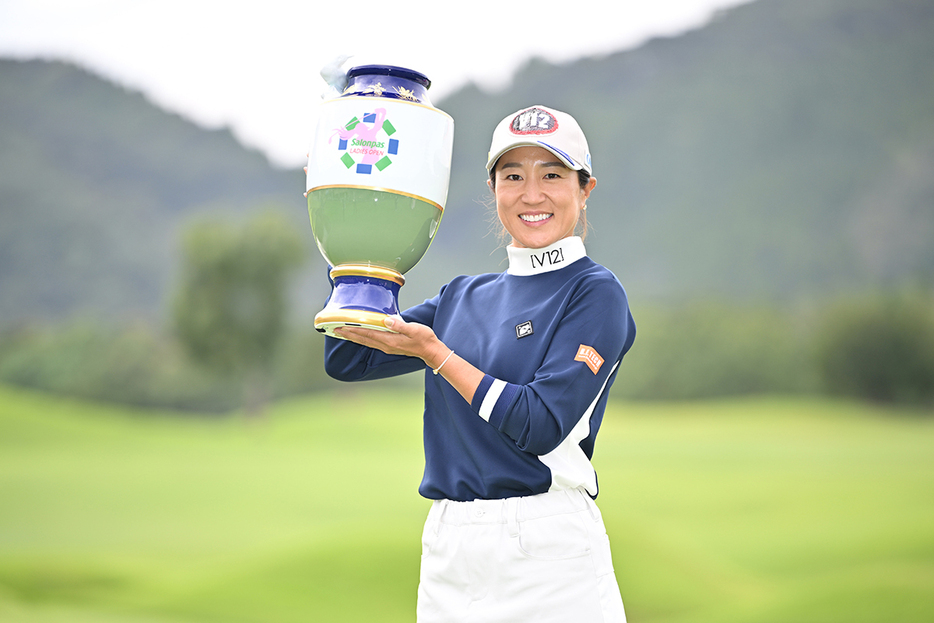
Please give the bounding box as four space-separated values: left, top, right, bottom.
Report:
335 315 449 369
336 316 484 403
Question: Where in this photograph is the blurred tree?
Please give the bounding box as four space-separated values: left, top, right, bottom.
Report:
172 211 305 413
617 301 819 400
817 292 934 406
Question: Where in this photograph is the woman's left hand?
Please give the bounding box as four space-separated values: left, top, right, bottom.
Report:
335 315 450 369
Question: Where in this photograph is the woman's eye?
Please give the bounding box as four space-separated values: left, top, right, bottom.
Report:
505 174 522 181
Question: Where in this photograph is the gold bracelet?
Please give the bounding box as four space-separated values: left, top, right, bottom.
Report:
432 350 454 375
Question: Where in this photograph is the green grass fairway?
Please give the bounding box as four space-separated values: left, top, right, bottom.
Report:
1 385 932 622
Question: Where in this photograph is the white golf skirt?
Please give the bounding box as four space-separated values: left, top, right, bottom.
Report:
416 487 626 623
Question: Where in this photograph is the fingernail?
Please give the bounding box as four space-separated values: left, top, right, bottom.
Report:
384 317 394 328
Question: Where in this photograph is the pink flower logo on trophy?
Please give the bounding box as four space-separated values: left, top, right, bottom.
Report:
332 108 399 175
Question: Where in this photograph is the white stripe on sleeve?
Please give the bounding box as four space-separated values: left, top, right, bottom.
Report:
478 378 507 422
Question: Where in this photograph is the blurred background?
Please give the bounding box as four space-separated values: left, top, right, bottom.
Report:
1 0 932 621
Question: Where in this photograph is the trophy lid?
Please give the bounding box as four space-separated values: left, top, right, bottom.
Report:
343 65 432 104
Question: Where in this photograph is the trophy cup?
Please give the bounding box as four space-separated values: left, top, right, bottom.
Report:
306 65 454 338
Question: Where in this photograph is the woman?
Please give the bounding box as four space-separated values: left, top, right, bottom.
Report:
326 105 635 622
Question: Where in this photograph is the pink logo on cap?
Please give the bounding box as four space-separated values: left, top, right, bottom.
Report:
510 107 558 135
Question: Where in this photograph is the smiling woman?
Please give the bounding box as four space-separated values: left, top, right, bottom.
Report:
489 145 596 248
486 106 596 246
323 104 636 623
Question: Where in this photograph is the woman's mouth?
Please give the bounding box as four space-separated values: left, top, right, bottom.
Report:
520 213 552 223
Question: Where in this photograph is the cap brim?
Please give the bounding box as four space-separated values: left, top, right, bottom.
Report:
486 140 584 173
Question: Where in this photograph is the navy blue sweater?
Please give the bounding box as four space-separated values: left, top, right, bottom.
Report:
325 237 635 501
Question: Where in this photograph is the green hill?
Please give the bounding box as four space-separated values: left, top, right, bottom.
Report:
2 0 933 324
0 58 310 322
426 0 934 302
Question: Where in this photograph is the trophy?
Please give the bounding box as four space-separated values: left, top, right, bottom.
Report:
305 65 454 338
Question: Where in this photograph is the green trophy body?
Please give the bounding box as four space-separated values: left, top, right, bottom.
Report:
307 187 442 275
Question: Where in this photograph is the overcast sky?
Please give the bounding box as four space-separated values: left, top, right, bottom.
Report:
0 0 750 168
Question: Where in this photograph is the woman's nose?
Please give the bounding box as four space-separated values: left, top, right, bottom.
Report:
521 178 545 203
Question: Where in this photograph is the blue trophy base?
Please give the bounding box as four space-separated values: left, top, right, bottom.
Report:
314 265 404 339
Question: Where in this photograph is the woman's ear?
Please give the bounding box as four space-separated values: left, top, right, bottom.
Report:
582 176 596 201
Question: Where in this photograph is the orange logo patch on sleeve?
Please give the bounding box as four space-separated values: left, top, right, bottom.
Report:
575 345 604 374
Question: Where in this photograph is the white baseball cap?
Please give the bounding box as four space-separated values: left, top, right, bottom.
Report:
486 105 592 175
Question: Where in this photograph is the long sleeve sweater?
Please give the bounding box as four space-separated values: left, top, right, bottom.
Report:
325 236 635 501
